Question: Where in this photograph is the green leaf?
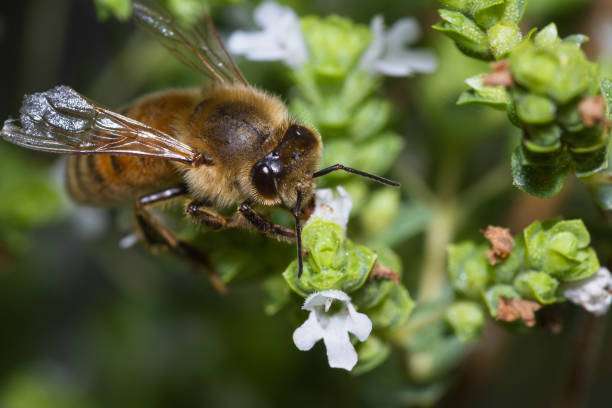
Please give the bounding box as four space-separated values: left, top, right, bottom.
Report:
458 75 510 108
564 34 590 46
487 21 522 59
433 9 492 60
367 285 415 330
534 23 559 47
445 301 485 341
511 145 570 198
447 242 491 299
571 141 609 178
501 0 527 24
515 94 556 124
513 271 559 304
353 336 391 375
524 125 562 152
601 79 612 121
473 0 506 29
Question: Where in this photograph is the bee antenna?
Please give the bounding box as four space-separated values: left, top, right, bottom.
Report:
312 163 400 187
293 190 304 278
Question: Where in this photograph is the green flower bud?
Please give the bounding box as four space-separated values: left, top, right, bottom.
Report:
510 29 599 104
301 16 371 79
448 242 491 299
513 271 559 304
483 284 520 316
523 220 600 282
353 336 391 375
445 301 485 341
283 219 376 296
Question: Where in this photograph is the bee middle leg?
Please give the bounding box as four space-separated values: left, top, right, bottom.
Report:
186 200 295 243
134 186 227 294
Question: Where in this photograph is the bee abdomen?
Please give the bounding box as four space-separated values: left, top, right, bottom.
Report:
65 154 180 206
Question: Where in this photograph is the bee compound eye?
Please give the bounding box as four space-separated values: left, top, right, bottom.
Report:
252 160 279 199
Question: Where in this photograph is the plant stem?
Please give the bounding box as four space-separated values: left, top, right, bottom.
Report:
417 150 462 302
417 201 458 302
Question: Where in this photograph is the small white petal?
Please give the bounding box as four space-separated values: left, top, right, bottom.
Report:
293 290 372 371
564 268 612 316
386 18 421 49
227 1 308 67
303 289 350 310
254 2 289 28
346 303 373 341
308 187 353 230
293 311 324 351
322 312 359 371
360 15 437 78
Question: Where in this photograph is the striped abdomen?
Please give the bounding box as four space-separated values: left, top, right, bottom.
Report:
65 154 180 206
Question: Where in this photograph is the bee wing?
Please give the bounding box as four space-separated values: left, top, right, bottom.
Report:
133 1 247 85
1 85 204 165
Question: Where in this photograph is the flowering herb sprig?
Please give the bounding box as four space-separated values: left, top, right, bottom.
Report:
435 0 612 206
266 188 414 372
447 220 607 331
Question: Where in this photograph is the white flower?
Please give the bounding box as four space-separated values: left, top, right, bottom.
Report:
308 187 353 230
227 2 308 67
293 290 372 371
359 15 437 77
564 268 612 316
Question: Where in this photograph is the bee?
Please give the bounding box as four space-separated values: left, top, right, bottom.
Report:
0 2 398 291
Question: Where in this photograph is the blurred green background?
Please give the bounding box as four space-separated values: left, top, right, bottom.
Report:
0 0 611 407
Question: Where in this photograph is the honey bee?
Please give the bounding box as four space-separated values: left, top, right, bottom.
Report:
0 2 398 290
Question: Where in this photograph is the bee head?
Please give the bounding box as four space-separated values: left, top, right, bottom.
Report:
251 122 400 278
251 123 321 210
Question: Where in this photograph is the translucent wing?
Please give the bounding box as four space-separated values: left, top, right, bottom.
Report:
0 85 208 165
133 1 247 85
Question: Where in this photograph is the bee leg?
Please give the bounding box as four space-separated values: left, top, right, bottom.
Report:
185 200 295 243
134 188 227 294
237 202 296 243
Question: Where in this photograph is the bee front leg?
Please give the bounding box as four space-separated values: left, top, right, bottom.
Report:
186 200 295 244
237 202 296 243
134 187 227 294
